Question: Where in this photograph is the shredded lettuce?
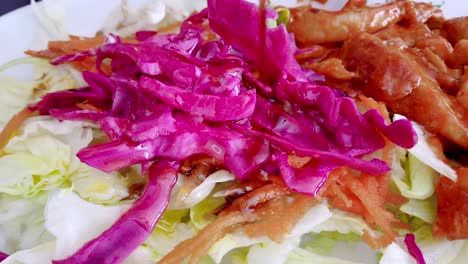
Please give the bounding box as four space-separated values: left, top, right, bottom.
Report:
303 212 378 264
400 197 436 224
0 194 52 255
2 190 131 263
208 230 268 263
380 237 467 264
2 241 56 264
302 231 361 256
71 164 129 204
101 0 166 37
146 223 198 261
418 239 465 264
0 117 94 197
287 248 362 264
30 0 68 40
0 75 35 130
380 242 416 264
0 57 85 94
450 242 468 264
182 170 234 208
155 209 189 234
123 244 158 264
208 202 332 263
102 0 207 37
393 152 438 200
190 193 225 230
44 190 131 260
393 115 457 182
413 225 433 241
311 208 374 236
247 238 302 264
0 57 84 131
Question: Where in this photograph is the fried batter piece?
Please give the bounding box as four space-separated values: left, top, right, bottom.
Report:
442 17 468 44
288 0 442 44
434 167 468 240
339 33 468 148
287 0 468 241
290 1 468 150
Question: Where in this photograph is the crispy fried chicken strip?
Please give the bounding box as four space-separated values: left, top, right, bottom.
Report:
340 33 468 148
442 17 468 44
458 71 468 112
376 23 453 61
288 1 443 44
450 40 468 68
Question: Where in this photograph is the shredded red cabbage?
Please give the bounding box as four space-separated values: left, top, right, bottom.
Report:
53 159 177 264
0 251 8 261
28 0 418 263
404 233 426 264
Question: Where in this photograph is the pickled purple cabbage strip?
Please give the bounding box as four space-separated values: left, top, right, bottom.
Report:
139 76 256 121
404 233 426 264
207 0 303 81
52 159 178 264
0 251 8 261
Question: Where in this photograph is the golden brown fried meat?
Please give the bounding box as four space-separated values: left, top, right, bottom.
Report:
405 47 461 94
376 23 453 61
304 57 356 80
434 167 468 240
288 1 442 44
339 34 421 101
458 71 468 112
442 17 468 44
450 40 468 68
340 33 468 148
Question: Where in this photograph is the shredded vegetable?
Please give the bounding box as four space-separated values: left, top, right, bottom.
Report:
404 234 426 264
3 0 467 264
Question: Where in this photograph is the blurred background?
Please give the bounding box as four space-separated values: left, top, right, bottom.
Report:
0 0 40 16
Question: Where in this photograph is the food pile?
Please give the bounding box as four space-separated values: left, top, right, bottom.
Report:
289 0 468 241
0 0 466 263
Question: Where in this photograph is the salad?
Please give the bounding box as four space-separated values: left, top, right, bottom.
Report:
0 0 466 263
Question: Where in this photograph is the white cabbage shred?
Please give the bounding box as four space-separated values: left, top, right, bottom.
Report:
393 114 458 182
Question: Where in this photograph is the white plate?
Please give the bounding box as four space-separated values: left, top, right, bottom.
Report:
0 0 465 66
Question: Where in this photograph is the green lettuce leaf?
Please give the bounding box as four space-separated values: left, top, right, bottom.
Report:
0 75 34 130
393 115 457 182
71 164 129 204
379 242 416 264
44 190 131 260
302 231 361 256
287 248 362 264
392 153 438 200
208 230 268 263
0 57 84 131
311 208 374 236
190 194 225 230
2 241 56 264
0 194 52 254
400 197 436 224
208 202 332 264
146 223 198 262
450 241 468 264
155 209 190 235
178 170 235 209
2 190 131 263
418 239 465 264
0 117 94 197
